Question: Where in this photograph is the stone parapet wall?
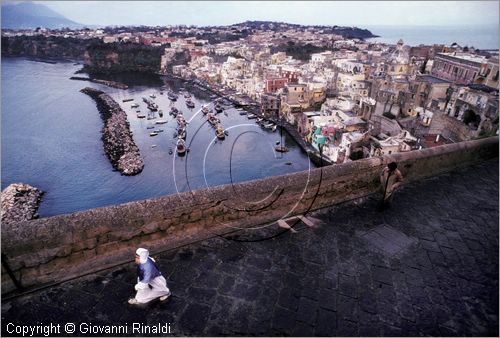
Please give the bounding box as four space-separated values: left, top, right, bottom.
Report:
1 137 498 294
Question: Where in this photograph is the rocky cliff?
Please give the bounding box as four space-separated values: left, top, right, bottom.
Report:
1 35 97 60
83 41 163 74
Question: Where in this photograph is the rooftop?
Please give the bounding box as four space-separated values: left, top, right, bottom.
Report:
438 52 487 64
1 159 498 336
417 74 452 84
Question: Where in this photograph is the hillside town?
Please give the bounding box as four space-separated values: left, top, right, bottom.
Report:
4 21 499 164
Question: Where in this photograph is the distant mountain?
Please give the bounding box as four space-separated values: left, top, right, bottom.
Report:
1 2 84 29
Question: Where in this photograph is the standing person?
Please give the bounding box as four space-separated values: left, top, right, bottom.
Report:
379 161 404 210
128 248 171 305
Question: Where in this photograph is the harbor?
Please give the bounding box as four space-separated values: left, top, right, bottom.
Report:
1 58 312 217
167 74 331 166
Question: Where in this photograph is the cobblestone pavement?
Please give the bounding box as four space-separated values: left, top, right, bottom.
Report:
2 159 498 336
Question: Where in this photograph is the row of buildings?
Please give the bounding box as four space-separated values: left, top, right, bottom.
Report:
168 32 498 164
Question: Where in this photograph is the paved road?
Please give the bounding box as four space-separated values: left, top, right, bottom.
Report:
2 159 498 336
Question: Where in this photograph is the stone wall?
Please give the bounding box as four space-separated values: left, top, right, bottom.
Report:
429 112 475 142
1 137 498 294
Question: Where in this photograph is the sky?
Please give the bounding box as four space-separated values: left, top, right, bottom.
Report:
31 1 500 28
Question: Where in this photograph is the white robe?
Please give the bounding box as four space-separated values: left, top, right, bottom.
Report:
134 275 170 303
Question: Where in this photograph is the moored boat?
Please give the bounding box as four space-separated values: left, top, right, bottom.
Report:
176 138 187 156
201 105 209 114
177 126 187 140
207 113 219 127
214 103 224 113
215 125 225 140
186 99 195 108
155 119 168 124
176 114 186 125
167 91 178 101
275 145 289 152
169 106 179 117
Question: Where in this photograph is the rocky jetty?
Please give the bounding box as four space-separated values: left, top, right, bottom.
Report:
81 87 144 175
1 183 44 225
70 76 128 89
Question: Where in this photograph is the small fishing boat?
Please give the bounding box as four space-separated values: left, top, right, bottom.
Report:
177 127 187 140
167 91 178 101
271 125 277 132
146 126 155 129
186 100 195 108
176 138 187 156
176 114 186 125
215 126 225 140
123 98 134 102
214 103 224 113
137 114 146 119
149 132 159 137
247 113 257 119
131 103 139 108
150 93 156 98
151 145 157 148
239 111 247 115
201 105 209 115
207 113 219 127
155 119 168 124
186 99 195 108
158 110 163 117
275 145 289 152
169 106 179 117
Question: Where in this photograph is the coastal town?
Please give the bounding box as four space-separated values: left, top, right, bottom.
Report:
3 21 499 167
1 1 499 336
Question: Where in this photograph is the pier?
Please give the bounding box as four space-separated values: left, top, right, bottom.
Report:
81 87 144 176
70 76 129 89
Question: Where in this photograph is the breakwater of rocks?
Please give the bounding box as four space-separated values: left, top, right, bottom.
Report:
1 183 44 225
81 87 144 175
70 76 128 89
